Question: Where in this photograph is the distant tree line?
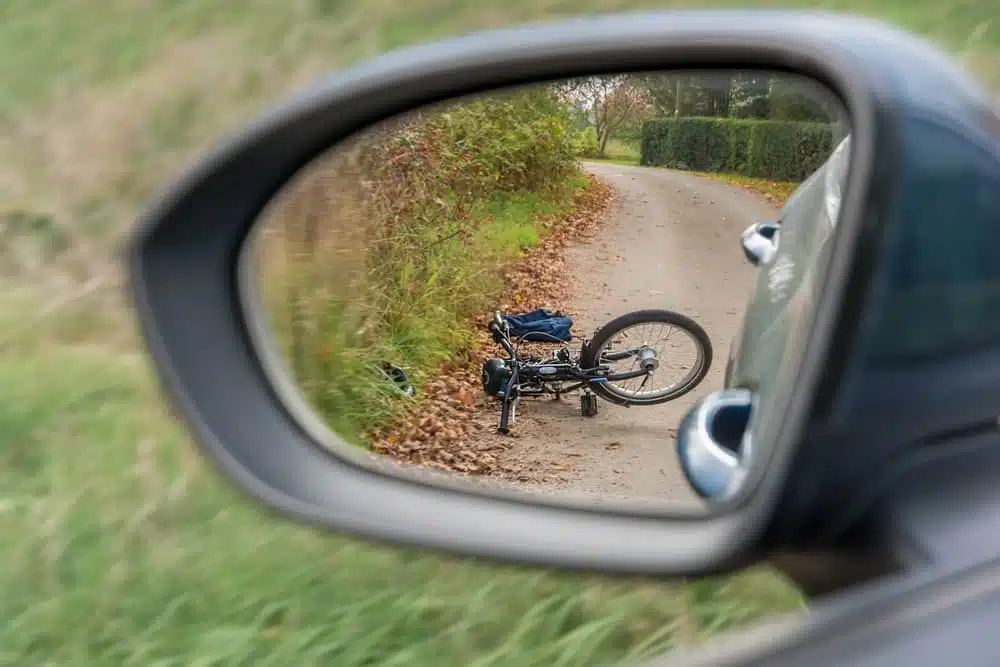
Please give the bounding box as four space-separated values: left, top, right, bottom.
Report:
553 71 848 158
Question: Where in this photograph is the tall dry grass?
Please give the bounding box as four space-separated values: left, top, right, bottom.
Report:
250 88 585 442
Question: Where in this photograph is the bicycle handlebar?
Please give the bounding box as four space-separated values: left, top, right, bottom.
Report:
488 312 516 357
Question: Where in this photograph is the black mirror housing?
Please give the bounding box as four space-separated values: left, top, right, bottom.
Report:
125 10 1000 578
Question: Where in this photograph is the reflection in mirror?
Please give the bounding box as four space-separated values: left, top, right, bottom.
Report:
244 69 850 512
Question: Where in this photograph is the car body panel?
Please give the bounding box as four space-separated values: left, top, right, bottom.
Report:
725 149 836 394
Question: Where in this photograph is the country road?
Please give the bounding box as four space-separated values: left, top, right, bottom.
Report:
490 162 781 508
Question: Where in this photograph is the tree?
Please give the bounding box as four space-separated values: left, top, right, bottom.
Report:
555 75 650 157
729 74 773 119
633 72 737 118
635 72 681 116
636 70 842 122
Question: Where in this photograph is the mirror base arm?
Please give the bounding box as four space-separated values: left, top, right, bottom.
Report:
769 546 901 599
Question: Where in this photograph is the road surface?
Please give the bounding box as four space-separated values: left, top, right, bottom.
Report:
488 162 781 509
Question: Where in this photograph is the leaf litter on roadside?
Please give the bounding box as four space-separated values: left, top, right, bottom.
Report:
371 175 618 477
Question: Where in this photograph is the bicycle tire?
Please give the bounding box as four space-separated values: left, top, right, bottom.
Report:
580 308 712 406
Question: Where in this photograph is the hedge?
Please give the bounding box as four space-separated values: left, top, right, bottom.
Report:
639 117 834 181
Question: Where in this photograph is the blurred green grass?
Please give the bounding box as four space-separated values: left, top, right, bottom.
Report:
0 0 996 664
0 317 804 665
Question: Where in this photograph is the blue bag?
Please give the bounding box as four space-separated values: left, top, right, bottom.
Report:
502 308 574 343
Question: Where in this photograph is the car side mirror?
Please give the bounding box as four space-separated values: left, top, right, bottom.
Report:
741 221 781 266
125 10 1000 579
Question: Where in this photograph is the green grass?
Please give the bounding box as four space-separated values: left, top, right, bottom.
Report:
1 0 998 664
579 139 642 165
604 139 643 165
480 189 562 253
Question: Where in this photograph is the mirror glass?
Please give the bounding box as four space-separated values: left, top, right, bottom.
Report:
242 69 851 512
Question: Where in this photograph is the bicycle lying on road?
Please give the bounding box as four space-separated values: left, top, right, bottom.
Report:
481 308 713 434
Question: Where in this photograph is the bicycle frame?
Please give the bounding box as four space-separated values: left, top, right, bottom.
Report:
487 312 657 433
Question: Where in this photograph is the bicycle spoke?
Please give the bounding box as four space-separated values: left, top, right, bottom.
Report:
596 320 704 400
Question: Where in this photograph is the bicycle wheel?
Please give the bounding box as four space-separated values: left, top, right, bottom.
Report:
580 309 712 406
